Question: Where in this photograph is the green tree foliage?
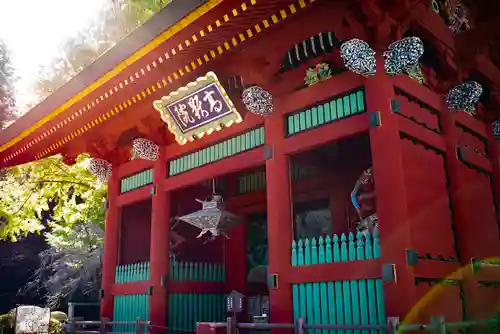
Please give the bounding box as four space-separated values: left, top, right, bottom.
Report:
32 0 173 104
0 154 106 241
0 154 106 306
0 40 16 128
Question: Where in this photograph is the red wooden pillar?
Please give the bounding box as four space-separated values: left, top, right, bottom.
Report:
441 110 486 319
101 171 120 319
366 56 417 319
149 147 171 327
225 177 248 295
265 114 293 324
486 125 500 210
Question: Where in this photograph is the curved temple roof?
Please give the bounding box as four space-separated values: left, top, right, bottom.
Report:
0 0 320 168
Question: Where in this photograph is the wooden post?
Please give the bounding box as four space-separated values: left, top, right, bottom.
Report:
135 317 145 334
149 147 171 327
365 56 417 319
265 114 293 325
100 172 120 319
225 177 247 298
100 317 109 334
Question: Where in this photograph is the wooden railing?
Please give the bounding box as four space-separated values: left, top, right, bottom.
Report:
67 317 148 334
292 231 380 266
169 261 225 282
115 262 150 284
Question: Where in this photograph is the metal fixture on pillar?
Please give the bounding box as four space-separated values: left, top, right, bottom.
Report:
87 158 112 183
242 85 274 116
445 81 483 115
383 37 424 76
493 120 500 140
178 178 243 239
131 138 159 161
340 38 376 76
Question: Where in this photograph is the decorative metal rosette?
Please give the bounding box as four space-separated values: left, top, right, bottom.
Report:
340 39 376 76
132 138 159 161
384 37 424 76
88 158 112 183
493 120 500 140
445 81 483 115
242 85 274 116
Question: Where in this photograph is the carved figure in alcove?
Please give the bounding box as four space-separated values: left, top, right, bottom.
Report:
350 167 378 234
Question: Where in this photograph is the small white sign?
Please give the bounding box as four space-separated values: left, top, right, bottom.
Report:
15 306 50 334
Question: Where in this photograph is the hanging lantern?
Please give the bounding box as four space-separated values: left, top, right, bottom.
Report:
178 194 243 239
445 81 483 115
131 138 159 161
384 37 424 76
493 120 500 140
242 85 274 116
340 39 376 76
88 158 112 183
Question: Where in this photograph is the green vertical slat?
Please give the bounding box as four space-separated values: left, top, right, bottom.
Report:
294 114 300 134
311 282 321 334
375 279 385 334
357 90 365 112
333 235 344 334
311 238 318 264
324 236 336 333
350 93 359 115
357 234 369 334
233 136 239 155
318 237 328 334
364 235 377 334
239 134 245 153
330 100 338 121
324 102 331 123
317 105 325 125
337 99 344 119
245 131 251 150
249 129 256 149
305 109 312 129
343 95 351 117
291 241 297 266
288 116 295 135
299 112 306 131
373 231 380 259
311 107 319 127
341 235 351 334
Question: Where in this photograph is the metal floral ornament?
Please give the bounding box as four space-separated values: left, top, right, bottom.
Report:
492 120 500 140
340 39 376 76
242 85 274 116
384 37 424 76
445 81 483 115
88 158 112 183
132 138 159 161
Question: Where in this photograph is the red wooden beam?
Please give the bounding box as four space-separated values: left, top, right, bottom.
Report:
116 186 152 207
167 281 225 294
163 115 263 160
116 159 155 179
276 72 363 116
285 259 383 284
391 76 443 111
454 112 488 138
111 281 151 295
457 146 493 173
412 261 463 280
397 117 446 152
283 114 370 155
162 147 266 192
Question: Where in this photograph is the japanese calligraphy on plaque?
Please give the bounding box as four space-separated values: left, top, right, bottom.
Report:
153 72 242 145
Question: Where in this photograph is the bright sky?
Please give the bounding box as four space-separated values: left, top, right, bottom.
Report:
0 0 108 113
